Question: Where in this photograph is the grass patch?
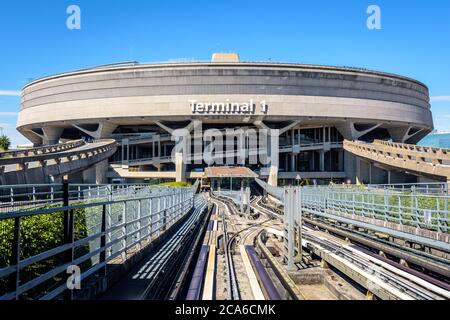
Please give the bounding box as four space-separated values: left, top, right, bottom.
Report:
160 181 192 188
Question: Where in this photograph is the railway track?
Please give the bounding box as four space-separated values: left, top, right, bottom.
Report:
254 196 450 300
212 195 283 300
257 193 450 280
302 227 450 300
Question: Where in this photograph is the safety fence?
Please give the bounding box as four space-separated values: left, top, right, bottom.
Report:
301 185 449 233
0 183 195 300
257 179 449 234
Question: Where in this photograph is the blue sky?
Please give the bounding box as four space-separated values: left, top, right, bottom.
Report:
0 0 449 146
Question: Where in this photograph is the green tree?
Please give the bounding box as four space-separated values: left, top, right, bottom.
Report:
0 135 11 151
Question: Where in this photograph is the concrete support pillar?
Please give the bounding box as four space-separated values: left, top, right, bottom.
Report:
82 161 109 184
291 154 296 172
73 121 117 140
284 186 302 271
21 129 44 146
42 126 63 145
254 120 301 187
319 151 325 172
99 122 117 138
387 126 426 144
83 166 96 184
335 122 381 141
338 150 344 172
268 130 279 187
154 121 195 183
175 150 186 182
95 159 109 184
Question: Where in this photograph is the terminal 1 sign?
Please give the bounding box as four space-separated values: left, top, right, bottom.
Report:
189 99 268 114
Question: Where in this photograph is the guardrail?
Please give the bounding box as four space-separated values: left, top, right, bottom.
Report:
301 185 449 233
0 139 117 169
0 183 179 213
256 179 449 234
0 140 85 159
367 182 448 195
344 140 450 180
0 183 195 300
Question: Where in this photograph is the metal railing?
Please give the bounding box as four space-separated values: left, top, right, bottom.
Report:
0 139 117 169
301 185 449 233
0 183 173 213
367 182 448 195
256 179 449 234
0 140 85 159
0 183 195 300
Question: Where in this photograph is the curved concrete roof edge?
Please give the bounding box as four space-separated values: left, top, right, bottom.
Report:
22 60 429 92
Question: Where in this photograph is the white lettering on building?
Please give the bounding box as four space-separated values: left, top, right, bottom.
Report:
189 99 267 114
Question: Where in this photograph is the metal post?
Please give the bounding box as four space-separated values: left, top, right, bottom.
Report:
240 186 244 215
157 194 162 237
106 185 112 258
284 187 297 271
436 199 441 233
7 217 21 299
99 204 107 277
136 200 141 249
121 202 127 261
32 186 36 204
63 180 74 301
296 187 303 263
149 197 153 240
163 195 167 231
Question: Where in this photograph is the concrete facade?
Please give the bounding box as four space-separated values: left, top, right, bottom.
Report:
17 56 433 185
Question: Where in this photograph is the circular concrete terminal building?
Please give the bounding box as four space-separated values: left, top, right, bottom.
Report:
17 53 433 185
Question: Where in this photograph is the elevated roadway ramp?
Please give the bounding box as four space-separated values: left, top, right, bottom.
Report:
0 139 117 185
344 139 450 183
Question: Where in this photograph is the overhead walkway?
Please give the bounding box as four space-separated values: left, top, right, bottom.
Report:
344 139 450 182
0 140 118 185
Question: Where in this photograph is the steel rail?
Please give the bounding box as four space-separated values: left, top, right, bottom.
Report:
302 215 450 278
214 195 281 300
302 231 450 300
254 197 450 300
258 197 449 268
139 195 208 300
211 196 241 300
